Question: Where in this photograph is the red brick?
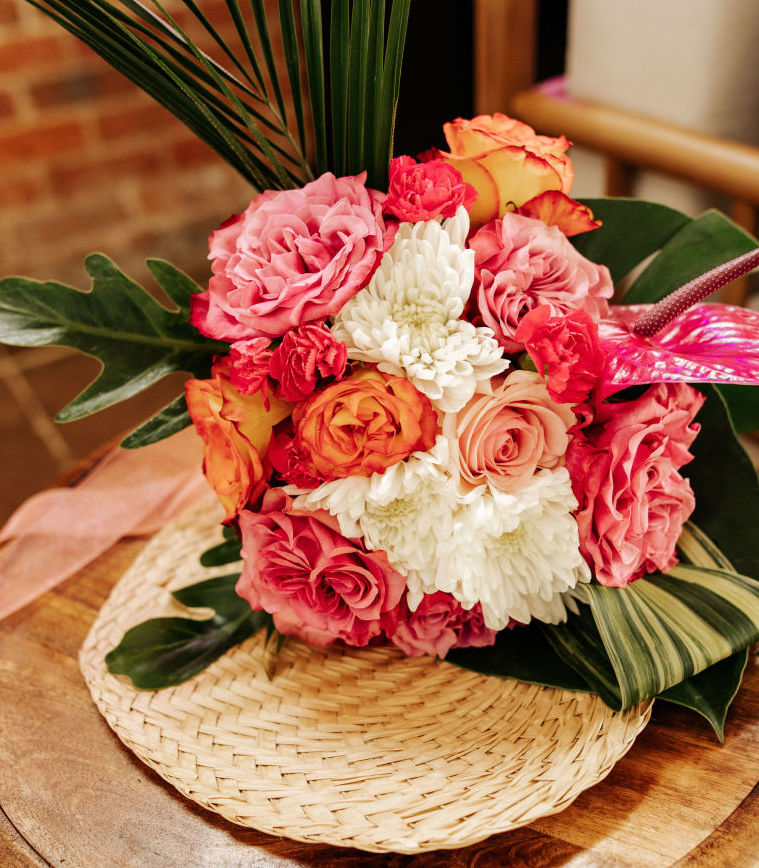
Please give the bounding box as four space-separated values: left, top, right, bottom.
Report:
0 175 44 208
0 121 85 166
171 136 219 169
30 67 134 109
0 35 63 72
0 90 14 121
15 200 129 246
97 100 179 140
50 150 164 196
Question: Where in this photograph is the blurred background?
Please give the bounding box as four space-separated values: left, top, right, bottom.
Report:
1 0 759 519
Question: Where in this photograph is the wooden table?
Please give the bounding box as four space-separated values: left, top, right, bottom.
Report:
0 535 758 867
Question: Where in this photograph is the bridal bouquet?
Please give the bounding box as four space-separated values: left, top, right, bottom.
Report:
3 1 759 742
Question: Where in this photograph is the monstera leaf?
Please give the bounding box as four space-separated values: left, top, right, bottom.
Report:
0 254 225 422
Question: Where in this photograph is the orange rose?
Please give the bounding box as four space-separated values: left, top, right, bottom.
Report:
185 358 291 522
293 368 437 480
439 113 574 227
515 190 601 237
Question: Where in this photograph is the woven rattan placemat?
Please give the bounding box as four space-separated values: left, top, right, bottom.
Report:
79 507 652 854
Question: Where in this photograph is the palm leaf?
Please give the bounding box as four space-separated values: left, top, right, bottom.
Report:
25 0 412 191
300 0 328 175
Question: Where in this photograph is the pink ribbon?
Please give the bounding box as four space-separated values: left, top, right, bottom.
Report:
0 427 216 622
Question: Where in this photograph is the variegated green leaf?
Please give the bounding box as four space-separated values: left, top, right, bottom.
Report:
565 525 759 710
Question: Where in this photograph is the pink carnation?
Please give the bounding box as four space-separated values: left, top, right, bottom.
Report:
514 305 606 405
269 323 347 402
388 592 497 658
384 155 477 222
469 212 613 354
236 490 405 647
190 172 388 341
566 383 704 586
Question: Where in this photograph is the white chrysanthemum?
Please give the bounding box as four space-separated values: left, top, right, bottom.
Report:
332 207 508 412
292 438 462 574
406 468 591 630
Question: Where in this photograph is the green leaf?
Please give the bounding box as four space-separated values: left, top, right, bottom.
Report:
374 0 411 188
446 621 590 693
659 649 749 742
300 0 328 176
120 394 191 449
27 0 309 188
624 209 759 304
199 537 243 568
278 0 308 156
329 0 350 174
106 574 268 689
573 198 691 284
575 560 759 709
145 258 204 316
345 0 370 174
715 384 759 434
0 253 225 421
541 603 622 707
685 385 759 579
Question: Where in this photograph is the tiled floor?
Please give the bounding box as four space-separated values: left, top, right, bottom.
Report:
0 344 186 522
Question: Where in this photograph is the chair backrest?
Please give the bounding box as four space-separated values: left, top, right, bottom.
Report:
510 78 759 306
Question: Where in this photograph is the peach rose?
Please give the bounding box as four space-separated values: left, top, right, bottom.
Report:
439 113 573 227
469 212 613 354
455 370 575 493
185 357 290 521
293 368 437 480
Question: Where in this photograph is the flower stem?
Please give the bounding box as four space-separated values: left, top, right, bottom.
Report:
632 247 759 337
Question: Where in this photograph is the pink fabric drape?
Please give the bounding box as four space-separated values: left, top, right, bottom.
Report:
0 427 216 621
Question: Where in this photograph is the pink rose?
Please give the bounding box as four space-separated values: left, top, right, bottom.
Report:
566 383 704 587
514 306 606 405
388 592 497 658
455 370 575 494
268 323 348 402
383 155 477 222
227 337 273 399
236 490 405 647
190 172 388 341
469 212 613 354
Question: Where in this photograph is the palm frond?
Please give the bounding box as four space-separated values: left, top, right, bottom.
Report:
25 0 413 191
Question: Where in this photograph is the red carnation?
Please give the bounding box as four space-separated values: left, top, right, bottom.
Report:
515 305 606 405
227 337 273 399
269 323 348 403
384 155 477 223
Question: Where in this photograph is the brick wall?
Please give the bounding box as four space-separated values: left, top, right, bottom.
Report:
0 0 261 292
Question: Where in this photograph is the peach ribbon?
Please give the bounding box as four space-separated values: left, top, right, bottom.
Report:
0 427 216 621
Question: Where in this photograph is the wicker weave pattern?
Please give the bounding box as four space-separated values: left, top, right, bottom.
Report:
79 508 651 854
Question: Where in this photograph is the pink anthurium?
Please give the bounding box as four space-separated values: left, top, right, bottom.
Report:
599 303 759 397
598 248 759 397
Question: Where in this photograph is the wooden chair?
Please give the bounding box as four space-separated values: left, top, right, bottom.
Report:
509 78 759 305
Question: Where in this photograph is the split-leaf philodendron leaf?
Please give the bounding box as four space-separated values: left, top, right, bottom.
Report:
0 254 226 424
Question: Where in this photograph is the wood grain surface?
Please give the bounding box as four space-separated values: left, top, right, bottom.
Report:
0 536 758 867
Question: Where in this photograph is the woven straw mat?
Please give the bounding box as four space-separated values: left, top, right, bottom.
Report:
80 506 652 854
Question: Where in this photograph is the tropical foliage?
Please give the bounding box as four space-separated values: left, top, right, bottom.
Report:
26 0 410 190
